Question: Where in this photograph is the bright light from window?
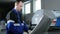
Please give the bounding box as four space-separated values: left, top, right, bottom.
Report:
35 0 41 10
33 0 41 12
25 3 31 14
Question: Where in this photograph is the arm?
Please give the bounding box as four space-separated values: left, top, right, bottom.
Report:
6 20 15 34
6 11 17 34
23 22 29 34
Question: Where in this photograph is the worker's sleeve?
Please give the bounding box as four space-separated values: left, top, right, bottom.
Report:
6 22 11 34
6 20 15 34
23 23 29 33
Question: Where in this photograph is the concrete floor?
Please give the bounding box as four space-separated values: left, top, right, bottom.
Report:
0 31 6 34
0 30 31 34
48 32 60 34
0 30 60 34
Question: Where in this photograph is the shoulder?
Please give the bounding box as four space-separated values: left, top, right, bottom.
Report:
6 10 16 16
6 10 16 20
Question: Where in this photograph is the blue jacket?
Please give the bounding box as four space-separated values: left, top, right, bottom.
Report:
6 9 28 34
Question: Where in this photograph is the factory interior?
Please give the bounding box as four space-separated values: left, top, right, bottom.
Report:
0 0 60 34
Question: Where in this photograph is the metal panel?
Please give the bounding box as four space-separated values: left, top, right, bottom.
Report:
31 15 51 34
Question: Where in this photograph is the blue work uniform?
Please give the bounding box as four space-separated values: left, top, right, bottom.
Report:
56 17 60 26
6 9 28 34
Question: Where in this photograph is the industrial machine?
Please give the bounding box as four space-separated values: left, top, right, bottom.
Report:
30 9 60 34
30 9 55 34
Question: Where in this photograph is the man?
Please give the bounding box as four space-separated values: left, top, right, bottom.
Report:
6 0 29 34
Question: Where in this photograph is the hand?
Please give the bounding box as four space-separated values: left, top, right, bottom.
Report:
24 32 29 34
